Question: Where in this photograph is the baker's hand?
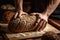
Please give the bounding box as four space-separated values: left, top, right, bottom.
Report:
30 13 48 22
14 11 28 19
30 13 48 31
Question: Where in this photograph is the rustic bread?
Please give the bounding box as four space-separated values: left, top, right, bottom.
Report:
1 11 14 23
8 12 47 33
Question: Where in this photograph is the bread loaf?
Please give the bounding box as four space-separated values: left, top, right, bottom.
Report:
8 13 47 33
1 11 14 23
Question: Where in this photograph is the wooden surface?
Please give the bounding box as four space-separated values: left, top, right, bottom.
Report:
48 18 60 30
0 23 59 40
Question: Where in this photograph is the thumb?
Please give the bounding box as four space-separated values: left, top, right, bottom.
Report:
14 12 19 19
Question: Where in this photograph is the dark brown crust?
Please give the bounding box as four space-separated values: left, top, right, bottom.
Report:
8 14 47 33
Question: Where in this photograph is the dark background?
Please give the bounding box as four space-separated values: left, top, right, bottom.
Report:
0 0 60 20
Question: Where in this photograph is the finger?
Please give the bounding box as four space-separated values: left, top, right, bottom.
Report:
37 19 44 31
38 19 44 31
14 12 19 18
36 19 43 31
38 19 47 31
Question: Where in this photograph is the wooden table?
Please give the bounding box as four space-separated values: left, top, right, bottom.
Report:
0 23 60 40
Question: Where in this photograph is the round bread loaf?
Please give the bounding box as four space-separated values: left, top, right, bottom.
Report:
1 11 14 23
8 13 47 33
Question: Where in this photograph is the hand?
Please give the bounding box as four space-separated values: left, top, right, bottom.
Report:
30 13 48 22
14 11 28 19
30 13 48 31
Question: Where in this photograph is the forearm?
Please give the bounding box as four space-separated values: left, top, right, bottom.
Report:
44 0 60 17
18 0 23 11
17 0 24 17
14 0 23 18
